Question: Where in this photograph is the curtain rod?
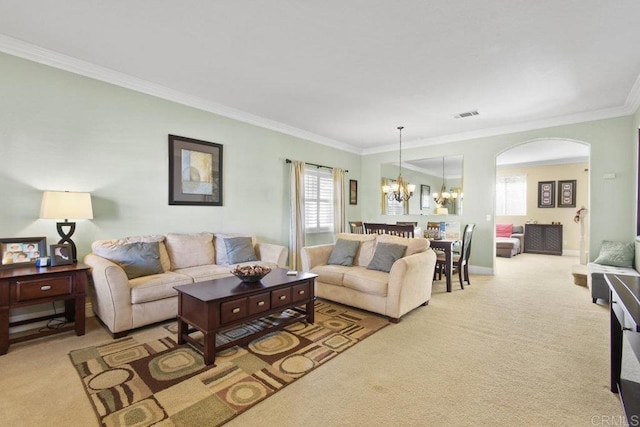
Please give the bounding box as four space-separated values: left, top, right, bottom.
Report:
285 159 348 173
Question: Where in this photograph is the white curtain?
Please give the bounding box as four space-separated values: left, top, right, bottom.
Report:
289 161 306 270
333 168 346 235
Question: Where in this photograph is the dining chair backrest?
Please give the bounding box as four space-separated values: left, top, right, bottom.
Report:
386 224 415 238
349 221 364 234
459 223 476 267
364 222 387 235
396 221 418 227
427 221 441 230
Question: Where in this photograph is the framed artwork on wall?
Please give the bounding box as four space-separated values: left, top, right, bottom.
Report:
420 184 431 210
557 179 576 208
349 180 358 205
0 237 47 269
538 181 556 208
169 134 223 206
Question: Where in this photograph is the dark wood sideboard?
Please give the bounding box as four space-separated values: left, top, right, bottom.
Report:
524 224 563 255
605 274 640 423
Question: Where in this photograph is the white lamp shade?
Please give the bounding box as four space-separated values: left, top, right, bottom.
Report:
40 191 93 220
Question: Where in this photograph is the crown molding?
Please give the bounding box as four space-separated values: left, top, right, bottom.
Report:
625 72 640 114
0 34 361 155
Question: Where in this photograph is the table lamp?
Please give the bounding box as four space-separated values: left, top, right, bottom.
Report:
40 191 93 263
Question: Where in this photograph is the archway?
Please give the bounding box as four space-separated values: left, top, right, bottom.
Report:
494 138 590 272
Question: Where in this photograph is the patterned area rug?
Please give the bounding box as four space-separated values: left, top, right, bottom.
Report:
69 300 388 426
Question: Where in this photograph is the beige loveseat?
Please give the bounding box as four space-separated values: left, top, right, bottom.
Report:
84 232 288 337
301 233 437 322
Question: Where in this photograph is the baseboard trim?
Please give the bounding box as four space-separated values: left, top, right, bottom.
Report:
469 265 494 275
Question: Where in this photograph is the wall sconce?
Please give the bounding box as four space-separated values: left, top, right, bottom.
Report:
40 191 93 262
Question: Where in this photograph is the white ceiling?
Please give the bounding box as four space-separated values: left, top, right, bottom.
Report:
0 1 639 157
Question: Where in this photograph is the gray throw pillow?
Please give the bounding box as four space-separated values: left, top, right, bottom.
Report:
327 239 360 266
367 243 406 273
225 237 258 264
594 240 634 267
100 241 164 279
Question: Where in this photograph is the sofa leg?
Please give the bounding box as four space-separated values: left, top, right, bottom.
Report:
112 331 128 339
388 317 400 324
592 298 597 304
421 300 429 306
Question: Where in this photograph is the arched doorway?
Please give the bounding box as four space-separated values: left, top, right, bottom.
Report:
494 138 590 272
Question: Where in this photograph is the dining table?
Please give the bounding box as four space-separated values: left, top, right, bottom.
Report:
428 238 458 292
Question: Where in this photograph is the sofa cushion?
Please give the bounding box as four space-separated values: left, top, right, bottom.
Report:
214 233 258 265
496 223 513 238
343 267 389 296
224 236 258 264
93 241 163 279
174 264 234 283
335 233 377 266
309 264 351 286
165 232 215 270
129 271 193 304
92 234 171 272
327 239 360 266
376 234 429 256
594 240 635 268
367 243 406 273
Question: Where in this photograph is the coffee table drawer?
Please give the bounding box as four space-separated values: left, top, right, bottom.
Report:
292 283 310 303
248 293 271 315
221 298 248 324
271 288 292 308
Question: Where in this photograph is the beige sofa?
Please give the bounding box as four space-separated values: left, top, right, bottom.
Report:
301 233 436 322
84 232 288 337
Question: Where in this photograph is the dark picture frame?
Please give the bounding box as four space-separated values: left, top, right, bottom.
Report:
420 184 431 210
557 179 576 208
0 237 47 269
50 244 73 266
169 134 223 206
349 180 358 205
538 181 556 208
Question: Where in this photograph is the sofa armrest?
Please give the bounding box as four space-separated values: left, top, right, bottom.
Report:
511 233 524 248
386 249 437 319
301 244 334 271
256 242 288 267
84 253 133 334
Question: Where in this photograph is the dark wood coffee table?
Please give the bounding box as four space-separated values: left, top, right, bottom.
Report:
174 268 317 365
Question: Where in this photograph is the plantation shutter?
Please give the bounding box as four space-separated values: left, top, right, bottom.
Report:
304 167 334 232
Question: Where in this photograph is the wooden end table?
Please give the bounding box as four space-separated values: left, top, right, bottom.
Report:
174 268 317 365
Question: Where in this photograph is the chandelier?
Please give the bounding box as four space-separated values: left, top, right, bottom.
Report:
382 126 415 202
432 157 462 214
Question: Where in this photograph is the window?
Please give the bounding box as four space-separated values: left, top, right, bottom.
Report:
383 179 408 215
496 174 526 215
304 167 334 233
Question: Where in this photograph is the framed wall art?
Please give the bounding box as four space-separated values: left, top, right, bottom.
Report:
50 244 73 266
420 184 431 210
537 181 556 208
349 179 358 205
169 134 223 206
557 179 576 208
0 237 47 269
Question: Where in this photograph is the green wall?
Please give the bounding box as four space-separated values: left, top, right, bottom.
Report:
0 53 361 261
363 116 636 273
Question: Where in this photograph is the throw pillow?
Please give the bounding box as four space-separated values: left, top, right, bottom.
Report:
327 239 360 266
94 241 163 279
367 243 406 273
496 224 513 238
165 232 214 269
225 237 258 264
594 240 635 268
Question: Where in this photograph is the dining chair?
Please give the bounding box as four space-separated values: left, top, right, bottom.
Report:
396 221 418 227
386 224 414 238
364 222 387 235
435 223 475 290
349 221 364 234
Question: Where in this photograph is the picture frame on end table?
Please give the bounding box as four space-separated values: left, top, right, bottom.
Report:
0 237 47 269
537 181 556 208
50 244 73 266
557 179 576 208
169 134 223 206
349 179 358 205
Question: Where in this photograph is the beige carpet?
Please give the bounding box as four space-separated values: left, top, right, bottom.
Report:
0 254 625 426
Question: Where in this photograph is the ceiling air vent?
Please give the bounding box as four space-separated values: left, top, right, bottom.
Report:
454 110 479 119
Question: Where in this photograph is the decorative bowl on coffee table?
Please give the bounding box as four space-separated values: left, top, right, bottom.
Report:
231 265 271 282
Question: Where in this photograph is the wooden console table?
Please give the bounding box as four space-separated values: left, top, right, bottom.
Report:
605 273 640 422
524 224 563 255
175 268 317 365
0 263 89 355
